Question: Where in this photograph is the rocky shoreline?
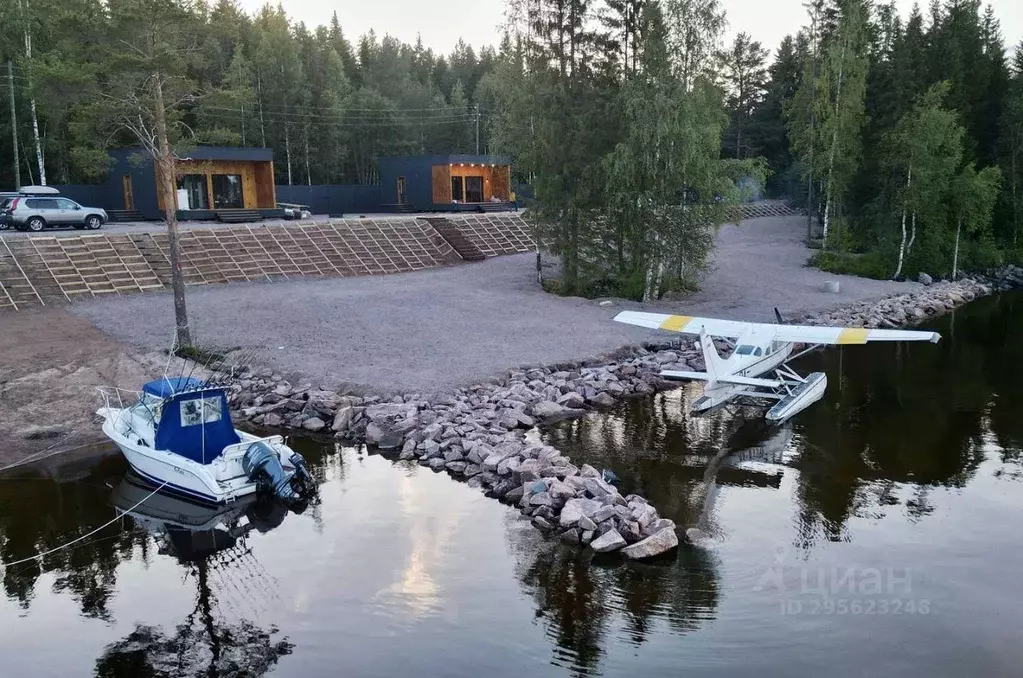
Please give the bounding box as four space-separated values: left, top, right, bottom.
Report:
228 266 1023 561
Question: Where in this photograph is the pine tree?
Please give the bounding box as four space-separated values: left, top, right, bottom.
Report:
719 32 768 160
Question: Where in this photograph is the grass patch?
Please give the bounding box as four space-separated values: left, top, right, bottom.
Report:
810 250 890 280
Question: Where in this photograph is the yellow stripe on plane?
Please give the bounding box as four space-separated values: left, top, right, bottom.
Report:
837 327 870 344
659 315 693 332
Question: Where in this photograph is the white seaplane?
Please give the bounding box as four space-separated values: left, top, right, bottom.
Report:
614 310 940 423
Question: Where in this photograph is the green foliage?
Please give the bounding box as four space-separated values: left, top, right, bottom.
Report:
0 0 498 188
811 249 890 279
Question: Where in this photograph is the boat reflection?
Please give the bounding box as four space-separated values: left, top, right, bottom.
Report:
94 471 297 677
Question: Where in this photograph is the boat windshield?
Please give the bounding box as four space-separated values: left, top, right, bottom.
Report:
735 345 756 355
133 393 163 423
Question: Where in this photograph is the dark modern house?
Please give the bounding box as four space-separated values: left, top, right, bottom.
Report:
106 147 280 220
378 155 514 211
48 149 517 220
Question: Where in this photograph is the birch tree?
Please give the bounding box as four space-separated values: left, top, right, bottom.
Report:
885 83 963 279
948 163 1001 278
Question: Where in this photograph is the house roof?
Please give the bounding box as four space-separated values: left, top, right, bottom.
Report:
109 146 274 163
379 154 511 167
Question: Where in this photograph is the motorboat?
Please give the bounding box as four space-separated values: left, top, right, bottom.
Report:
97 376 314 506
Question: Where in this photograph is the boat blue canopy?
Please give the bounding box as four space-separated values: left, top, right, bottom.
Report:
143 377 205 399
154 388 240 464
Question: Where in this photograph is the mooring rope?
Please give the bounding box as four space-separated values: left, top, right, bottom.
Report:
0 478 169 570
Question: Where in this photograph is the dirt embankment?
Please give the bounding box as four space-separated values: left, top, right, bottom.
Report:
0 308 168 469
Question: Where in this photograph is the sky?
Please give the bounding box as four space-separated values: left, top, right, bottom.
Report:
254 0 1023 57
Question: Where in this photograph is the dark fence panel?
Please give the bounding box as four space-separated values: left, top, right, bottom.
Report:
52 184 115 210
275 184 383 216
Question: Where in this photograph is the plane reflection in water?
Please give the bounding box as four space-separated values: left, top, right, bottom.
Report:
93 471 298 678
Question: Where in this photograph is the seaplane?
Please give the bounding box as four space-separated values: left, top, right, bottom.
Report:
614 310 940 423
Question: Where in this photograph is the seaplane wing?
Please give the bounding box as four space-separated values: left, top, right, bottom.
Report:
613 312 941 344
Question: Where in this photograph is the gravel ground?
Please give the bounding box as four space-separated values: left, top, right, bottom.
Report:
70 214 919 394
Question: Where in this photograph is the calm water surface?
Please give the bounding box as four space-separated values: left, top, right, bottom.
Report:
2 293 1023 677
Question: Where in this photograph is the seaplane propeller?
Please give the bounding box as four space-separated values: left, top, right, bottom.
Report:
614 311 941 424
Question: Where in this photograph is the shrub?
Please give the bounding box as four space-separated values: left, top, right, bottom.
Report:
810 250 891 280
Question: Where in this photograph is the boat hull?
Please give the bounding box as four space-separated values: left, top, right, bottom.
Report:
113 440 255 505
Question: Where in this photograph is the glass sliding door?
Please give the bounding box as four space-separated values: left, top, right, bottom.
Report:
177 174 209 210
464 176 484 203
212 174 244 209
451 176 464 202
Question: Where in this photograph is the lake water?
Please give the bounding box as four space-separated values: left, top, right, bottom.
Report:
2 293 1022 677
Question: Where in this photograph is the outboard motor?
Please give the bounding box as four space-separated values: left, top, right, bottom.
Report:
289 453 314 497
243 442 297 502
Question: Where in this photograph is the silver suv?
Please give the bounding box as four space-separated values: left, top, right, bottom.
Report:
1 193 108 232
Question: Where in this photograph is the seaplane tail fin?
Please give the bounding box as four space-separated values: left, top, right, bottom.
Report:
699 329 724 380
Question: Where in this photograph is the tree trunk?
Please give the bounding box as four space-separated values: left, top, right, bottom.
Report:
304 128 311 185
822 190 832 246
907 211 916 254
285 125 293 185
7 61 21 189
952 216 962 279
256 72 266 148
154 75 191 349
894 165 912 279
19 2 46 186
1010 130 1018 248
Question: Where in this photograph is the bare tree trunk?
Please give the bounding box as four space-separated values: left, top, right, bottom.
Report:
894 166 912 279
285 125 293 185
7 61 21 188
1010 131 1018 246
18 0 46 186
304 128 311 185
154 75 191 349
256 72 266 148
907 211 917 254
952 216 962 279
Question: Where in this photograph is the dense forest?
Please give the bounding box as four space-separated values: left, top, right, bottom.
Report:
0 0 499 187
1 0 1022 293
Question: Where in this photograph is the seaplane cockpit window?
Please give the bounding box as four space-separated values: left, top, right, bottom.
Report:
735 345 756 355
754 347 763 357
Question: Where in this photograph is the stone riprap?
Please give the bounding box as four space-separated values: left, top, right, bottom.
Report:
229 267 1023 559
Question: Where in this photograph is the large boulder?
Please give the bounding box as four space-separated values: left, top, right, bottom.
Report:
557 392 586 409
331 406 355 433
559 498 602 528
532 401 568 419
590 528 627 553
620 527 679 560
366 421 404 450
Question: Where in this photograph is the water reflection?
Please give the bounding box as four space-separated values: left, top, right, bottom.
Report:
0 456 145 618
94 472 297 677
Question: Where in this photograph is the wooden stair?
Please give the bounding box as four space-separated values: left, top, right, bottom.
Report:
108 209 144 222
216 209 264 224
0 239 44 310
423 217 486 262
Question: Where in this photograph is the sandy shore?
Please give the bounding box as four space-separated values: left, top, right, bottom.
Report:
1 213 917 468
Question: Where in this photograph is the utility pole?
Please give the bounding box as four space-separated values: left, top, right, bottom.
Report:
6 61 21 189
474 103 480 155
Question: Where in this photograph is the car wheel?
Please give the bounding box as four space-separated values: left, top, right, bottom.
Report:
86 215 102 230
26 217 45 232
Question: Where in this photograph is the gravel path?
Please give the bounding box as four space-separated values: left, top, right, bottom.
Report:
71 214 919 394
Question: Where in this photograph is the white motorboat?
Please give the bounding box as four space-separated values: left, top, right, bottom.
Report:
97 376 314 506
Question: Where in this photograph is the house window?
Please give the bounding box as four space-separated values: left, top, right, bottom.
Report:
177 174 209 210
212 174 244 209
465 176 484 203
451 176 464 202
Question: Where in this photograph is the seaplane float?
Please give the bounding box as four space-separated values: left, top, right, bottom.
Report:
97 376 316 506
614 310 941 424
